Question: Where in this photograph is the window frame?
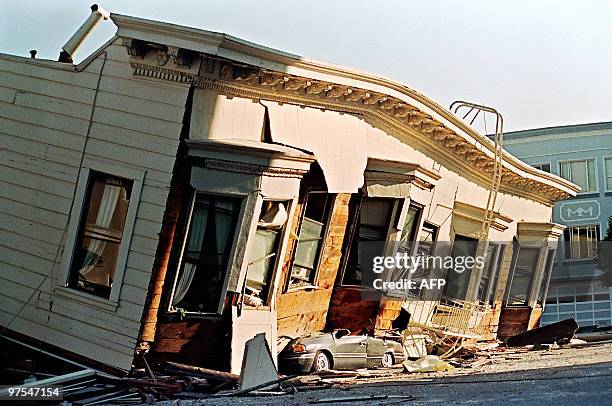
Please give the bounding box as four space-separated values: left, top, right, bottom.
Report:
166 191 246 316
531 162 551 173
603 156 612 192
59 165 144 307
246 198 293 305
477 242 507 305
287 191 336 291
558 158 598 193
504 242 547 307
338 194 399 286
563 224 600 261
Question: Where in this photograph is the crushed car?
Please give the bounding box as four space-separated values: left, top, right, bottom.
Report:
279 329 405 373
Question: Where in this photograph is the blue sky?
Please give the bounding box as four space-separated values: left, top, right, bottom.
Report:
1 0 611 132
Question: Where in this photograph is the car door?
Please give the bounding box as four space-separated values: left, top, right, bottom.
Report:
366 336 391 368
332 334 367 370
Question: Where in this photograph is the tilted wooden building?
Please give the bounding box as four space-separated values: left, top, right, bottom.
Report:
0 11 579 373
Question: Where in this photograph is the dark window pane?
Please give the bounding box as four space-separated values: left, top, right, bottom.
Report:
290 193 334 286
172 194 241 313
245 201 289 302
538 248 556 304
69 172 133 298
443 235 478 301
342 196 394 285
507 246 540 305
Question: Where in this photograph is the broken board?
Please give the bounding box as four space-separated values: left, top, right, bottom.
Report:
506 318 578 347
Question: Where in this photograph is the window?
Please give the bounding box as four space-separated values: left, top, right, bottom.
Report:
559 160 596 192
244 200 290 304
564 225 599 260
290 192 335 287
408 222 438 294
506 246 541 305
342 196 394 285
68 172 133 298
537 248 556 304
170 194 242 314
477 243 506 304
605 158 612 190
532 163 551 173
443 235 478 301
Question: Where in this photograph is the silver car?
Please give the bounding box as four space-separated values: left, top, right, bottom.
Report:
279 329 405 373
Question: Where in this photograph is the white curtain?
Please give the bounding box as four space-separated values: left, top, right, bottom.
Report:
79 185 121 277
172 204 209 305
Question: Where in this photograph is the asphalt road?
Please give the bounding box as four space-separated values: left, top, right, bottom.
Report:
156 343 612 405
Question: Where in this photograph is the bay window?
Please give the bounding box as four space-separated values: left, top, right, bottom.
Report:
170 193 242 314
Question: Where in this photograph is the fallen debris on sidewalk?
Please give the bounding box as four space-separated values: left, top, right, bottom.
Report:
506 318 578 347
403 355 455 373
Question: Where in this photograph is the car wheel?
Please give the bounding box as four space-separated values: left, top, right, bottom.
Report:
381 352 394 368
313 351 331 372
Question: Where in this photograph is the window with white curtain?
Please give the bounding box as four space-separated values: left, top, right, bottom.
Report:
559 159 596 192
170 193 242 314
68 172 133 298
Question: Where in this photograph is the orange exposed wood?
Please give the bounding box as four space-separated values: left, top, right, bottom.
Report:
276 193 352 337
496 306 532 339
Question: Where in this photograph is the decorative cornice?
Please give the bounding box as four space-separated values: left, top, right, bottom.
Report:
194 158 308 179
364 171 434 191
122 41 576 205
517 222 566 239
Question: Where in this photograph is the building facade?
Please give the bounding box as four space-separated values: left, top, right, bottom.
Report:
503 122 612 329
0 11 578 374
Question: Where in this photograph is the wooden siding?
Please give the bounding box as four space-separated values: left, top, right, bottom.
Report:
0 40 190 370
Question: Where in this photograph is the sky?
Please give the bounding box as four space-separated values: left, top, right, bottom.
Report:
1 0 611 132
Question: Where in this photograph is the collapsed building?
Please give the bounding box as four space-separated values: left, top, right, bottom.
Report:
0 8 579 374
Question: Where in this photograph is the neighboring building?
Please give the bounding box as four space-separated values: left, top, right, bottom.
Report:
0 10 578 374
503 122 612 329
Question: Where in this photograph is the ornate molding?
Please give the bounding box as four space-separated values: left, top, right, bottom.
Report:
125 47 573 205
194 158 308 179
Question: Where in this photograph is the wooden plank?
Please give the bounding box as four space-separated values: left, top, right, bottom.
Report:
0 197 68 229
0 165 75 200
82 138 176 174
0 211 64 245
89 122 179 155
0 70 95 104
1 149 79 183
0 182 71 215
0 225 60 262
0 101 88 136
0 119 84 158
0 297 137 362
11 87 93 120
0 246 56 277
91 106 183 140
0 311 134 370
0 57 99 89
94 91 185 124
